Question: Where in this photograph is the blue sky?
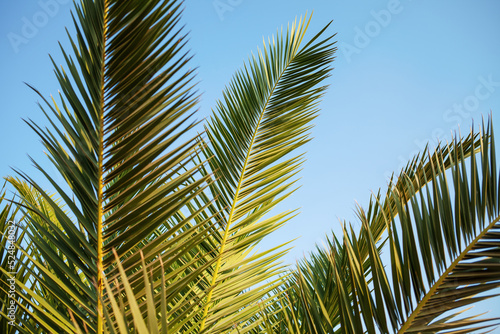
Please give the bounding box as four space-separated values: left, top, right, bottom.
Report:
1 0 500 320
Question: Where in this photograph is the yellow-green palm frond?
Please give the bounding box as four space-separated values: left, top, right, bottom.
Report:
6 0 213 332
199 14 337 333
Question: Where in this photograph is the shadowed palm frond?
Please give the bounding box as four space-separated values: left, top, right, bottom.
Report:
276 119 500 334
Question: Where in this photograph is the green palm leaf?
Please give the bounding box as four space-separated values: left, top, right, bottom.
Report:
392 119 500 332
347 119 499 333
7 0 497 332
5 0 213 332
276 121 496 333
0 183 32 334
198 14 336 333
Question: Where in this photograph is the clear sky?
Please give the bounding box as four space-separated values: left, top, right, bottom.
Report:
1 0 500 320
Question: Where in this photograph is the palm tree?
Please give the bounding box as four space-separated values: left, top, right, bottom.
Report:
1 0 500 333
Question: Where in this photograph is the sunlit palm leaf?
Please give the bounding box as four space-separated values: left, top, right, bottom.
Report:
5 0 212 332
3 179 89 333
0 183 34 334
198 14 336 333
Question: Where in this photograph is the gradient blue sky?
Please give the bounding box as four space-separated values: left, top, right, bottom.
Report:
1 0 500 318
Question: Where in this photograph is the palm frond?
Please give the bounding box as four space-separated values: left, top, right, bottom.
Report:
337 118 500 333
6 0 213 332
277 119 498 333
0 183 33 333
198 14 336 332
392 119 500 332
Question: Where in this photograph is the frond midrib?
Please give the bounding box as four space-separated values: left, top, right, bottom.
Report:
199 45 299 331
96 1 109 333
